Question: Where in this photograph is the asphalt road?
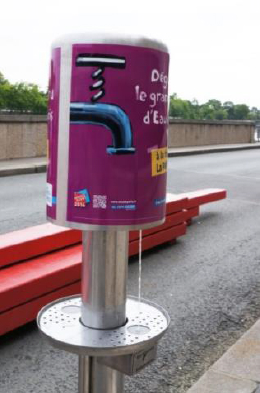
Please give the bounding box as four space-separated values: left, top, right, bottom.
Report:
0 172 46 235
0 150 260 393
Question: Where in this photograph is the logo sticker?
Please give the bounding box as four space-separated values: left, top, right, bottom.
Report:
74 189 90 207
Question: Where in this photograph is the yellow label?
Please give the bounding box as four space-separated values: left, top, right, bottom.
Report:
151 147 167 177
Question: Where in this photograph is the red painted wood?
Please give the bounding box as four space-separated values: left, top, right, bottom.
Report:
0 222 187 315
0 188 228 335
129 211 186 241
129 223 187 256
166 193 188 214
176 189 227 209
0 281 80 336
0 196 186 269
0 222 187 335
0 187 226 335
0 223 81 268
0 189 226 270
184 206 200 221
0 244 82 313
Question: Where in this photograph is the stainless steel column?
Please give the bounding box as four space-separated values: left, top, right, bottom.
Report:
79 230 129 393
78 356 91 392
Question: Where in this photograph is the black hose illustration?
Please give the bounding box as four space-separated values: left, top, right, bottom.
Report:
70 54 135 155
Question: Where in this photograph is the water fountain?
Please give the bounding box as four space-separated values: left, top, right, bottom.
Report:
38 33 170 393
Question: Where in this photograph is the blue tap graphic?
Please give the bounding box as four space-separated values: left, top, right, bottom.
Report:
70 54 136 155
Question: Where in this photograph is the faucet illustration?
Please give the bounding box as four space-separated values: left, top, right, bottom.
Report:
70 54 135 155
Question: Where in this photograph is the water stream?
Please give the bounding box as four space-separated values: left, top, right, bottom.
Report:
138 230 142 307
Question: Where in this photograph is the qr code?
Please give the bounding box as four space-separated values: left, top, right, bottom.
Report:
93 195 107 209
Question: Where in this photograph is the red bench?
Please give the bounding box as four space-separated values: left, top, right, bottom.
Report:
0 189 226 336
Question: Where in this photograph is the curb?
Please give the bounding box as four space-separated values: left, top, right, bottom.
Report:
187 318 260 393
168 144 260 157
0 164 47 177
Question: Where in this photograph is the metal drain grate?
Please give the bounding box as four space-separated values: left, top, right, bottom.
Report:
38 295 170 357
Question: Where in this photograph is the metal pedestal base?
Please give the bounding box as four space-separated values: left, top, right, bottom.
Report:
38 295 169 390
38 295 169 357
37 230 170 392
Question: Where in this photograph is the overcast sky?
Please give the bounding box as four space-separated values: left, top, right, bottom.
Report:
1 0 259 107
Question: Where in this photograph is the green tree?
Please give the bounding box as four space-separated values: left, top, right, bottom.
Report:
169 95 258 121
233 104 250 120
169 94 199 119
0 73 47 114
0 72 8 85
214 109 228 120
223 101 235 119
169 94 190 119
206 99 222 111
248 107 260 120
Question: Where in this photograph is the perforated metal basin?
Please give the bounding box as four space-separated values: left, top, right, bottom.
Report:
37 295 170 357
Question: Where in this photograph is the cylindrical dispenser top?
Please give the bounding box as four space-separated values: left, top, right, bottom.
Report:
46 34 169 230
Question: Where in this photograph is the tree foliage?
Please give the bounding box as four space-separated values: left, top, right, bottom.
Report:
169 94 260 121
1 72 259 121
0 72 47 114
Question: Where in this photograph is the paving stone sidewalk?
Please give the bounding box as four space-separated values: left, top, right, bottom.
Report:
187 318 260 393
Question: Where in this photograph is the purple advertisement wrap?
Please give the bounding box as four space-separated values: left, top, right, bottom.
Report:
46 48 60 219
47 41 169 229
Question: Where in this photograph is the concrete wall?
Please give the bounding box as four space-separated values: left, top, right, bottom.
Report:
0 114 47 160
0 115 256 160
168 119 255 148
